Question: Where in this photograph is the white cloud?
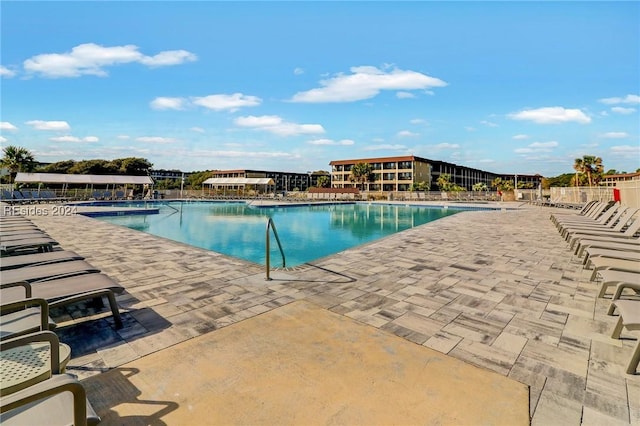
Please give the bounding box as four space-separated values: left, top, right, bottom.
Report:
529 141 558 149
234 115 325 136
364 144 407 151
50 135 99 143
610 145 640 155
512 134 529 140
150 97 187 110
433 143 460 149
515 140 559 154
508 107 591 124
294 67 304 75
0 66 16 78
173 148 297 160
23 43 197 78
465 126 476 132
477 159 495 163
598 94 640 105
0 122 18 131
191 93 261 111
25 120 71 131
410 118 426 125
290 65 447 103
117 135 130 140
600 132 629 139
190 127 205 133
397 130 418 137
307 138 355 146
0 136 7 143
138 50 197 67
396 91 416 99
611 107 636 115
480 120 498 127
136 136 177 144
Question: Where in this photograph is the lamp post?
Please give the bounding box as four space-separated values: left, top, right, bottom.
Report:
180 172 185 198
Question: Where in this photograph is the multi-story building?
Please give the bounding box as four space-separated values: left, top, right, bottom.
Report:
210 169 329 192
599 171 640 187
329 155 542 191
150 169 192 183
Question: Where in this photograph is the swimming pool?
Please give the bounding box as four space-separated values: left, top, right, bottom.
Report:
94 202 461 267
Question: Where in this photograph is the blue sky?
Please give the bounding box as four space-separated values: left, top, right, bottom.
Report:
1 1 639 177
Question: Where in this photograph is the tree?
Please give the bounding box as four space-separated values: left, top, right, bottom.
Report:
472 182 488 192
410 181 429 191
349 162 374 190
436 173 453 191
435 174 465 192
573 155 604 187
491 177 514 192
68 159 113 175
113 157 153 175
41 160 76 174
1 145 36 184
187 171 212 190
316 175 329 188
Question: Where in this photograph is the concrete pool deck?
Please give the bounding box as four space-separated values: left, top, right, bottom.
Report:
13 201 640 425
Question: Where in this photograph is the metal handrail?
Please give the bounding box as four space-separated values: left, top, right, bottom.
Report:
265 217 286 280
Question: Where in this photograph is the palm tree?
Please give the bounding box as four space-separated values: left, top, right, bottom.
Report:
316 175 330 188
436 173 453 191
349 162 374 190
573 155 604 187
472 182 488 192
1 145 36 185
590 156 604 186
573 157 584 187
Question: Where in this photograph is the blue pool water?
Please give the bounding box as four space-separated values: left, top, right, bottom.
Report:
94 202 461 267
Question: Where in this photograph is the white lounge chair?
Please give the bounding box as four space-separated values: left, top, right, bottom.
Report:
610 299 640 374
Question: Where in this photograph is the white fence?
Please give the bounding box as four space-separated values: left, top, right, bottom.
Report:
617 180 640 208
549 183 640 209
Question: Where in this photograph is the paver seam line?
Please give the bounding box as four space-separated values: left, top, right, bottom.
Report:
582 337 596 425
624 379 633 425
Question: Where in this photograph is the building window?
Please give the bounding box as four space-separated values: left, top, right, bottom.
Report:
383 173 396 181
383 162 396 170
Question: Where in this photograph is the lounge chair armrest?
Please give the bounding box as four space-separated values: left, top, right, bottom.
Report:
611 282 640 302
32 270 100 283
1 298 49 332
48 289 110 308
0 331 61 374
0 373 92 426
0 281 32 298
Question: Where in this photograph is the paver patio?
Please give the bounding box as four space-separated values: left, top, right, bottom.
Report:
15 202 640 425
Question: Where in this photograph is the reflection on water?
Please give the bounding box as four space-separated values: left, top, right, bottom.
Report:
99 202 459 266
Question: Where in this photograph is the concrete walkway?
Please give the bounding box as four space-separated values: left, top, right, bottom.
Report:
21 202 640 425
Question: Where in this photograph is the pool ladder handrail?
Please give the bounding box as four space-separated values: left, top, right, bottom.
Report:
265 217 286 280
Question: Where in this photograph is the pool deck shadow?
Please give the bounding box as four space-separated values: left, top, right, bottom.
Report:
22 201 640 425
